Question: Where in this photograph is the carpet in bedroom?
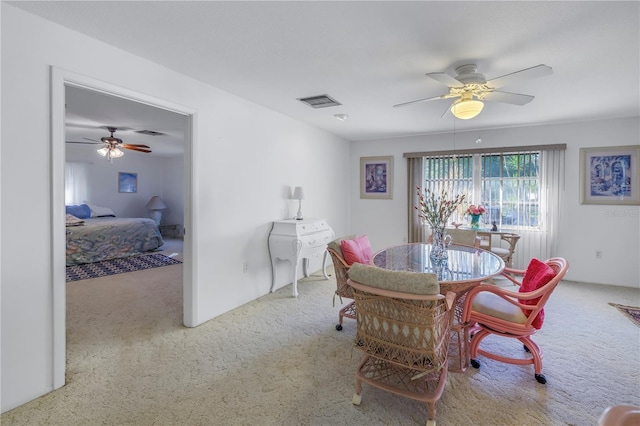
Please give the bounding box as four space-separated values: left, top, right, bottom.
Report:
66 253 182 282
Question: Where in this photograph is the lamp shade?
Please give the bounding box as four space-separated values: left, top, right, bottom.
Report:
146 196 167 210
110 147 124 158
451 99 484 120
293 186 305 200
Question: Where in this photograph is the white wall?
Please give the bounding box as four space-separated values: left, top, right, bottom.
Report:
350 117 640 288
161 156 185 233
1 5 350 412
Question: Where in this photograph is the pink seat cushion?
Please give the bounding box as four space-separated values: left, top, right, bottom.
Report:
340 235 373 266
518 258 556 329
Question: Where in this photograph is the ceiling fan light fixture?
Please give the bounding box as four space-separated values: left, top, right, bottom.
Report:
97 146 109 156
451 99 484 120
111 147 124 158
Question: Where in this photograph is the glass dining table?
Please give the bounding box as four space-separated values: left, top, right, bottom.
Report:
371 243 505 371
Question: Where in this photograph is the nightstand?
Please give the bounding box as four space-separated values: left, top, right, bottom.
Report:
159 224 181 239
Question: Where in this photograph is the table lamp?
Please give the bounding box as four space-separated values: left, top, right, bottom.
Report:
293 187 304 220
146 196 167 226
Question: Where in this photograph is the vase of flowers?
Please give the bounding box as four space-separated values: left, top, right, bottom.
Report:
465 205 486 230
415 186 467 265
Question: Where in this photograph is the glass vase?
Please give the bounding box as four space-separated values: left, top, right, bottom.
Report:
430 226 451 267
470 214 481 230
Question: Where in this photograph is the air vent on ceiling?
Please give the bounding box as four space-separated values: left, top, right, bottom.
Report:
135 129 166 136
297 94 342 109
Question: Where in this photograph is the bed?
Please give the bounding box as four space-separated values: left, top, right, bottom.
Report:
66 215 165 266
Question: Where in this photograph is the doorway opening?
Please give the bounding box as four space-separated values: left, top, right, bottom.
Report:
51 67 196 390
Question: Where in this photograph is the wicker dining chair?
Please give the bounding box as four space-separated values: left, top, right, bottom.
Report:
490 233 521 268
427 228 479 247
462 257 569 384
326 235 356 331
347 263 455 426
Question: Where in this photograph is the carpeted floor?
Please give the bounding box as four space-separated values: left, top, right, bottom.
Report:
2 260 639 425
609 302 640 327
66 253 182 282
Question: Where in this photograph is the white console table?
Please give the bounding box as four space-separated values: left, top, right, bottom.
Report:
268 218 334 297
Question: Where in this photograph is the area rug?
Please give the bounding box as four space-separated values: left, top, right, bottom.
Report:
66 253 182 282
609 302 640 328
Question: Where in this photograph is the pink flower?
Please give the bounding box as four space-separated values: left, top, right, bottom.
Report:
415 186 467 228
465 205 486 215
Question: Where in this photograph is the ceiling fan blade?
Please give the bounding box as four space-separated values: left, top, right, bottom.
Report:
486 64 552 89
124 146 152 153
440 101 453 119
393 94 450 108
83 137 99 142
483 90 535 106
426 72 464 87
66 141 101 145
123 143 151 149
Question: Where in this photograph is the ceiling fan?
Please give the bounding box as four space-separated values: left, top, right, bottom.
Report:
66 127 152 160
393 63 553 119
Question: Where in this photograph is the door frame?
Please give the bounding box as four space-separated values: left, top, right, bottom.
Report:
51 67 198 389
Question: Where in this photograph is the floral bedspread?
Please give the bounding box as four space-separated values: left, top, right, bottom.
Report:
66 217 164 265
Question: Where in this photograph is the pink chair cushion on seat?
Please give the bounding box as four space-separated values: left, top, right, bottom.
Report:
340 235 373 265
518 258 556 329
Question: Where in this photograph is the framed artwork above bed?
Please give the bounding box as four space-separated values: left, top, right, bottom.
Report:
118 172 137 193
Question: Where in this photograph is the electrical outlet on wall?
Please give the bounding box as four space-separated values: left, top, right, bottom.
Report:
595 251 603 259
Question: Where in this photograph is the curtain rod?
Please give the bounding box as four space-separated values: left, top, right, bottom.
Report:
403 143 567 158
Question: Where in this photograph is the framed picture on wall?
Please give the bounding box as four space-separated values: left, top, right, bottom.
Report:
118 172 138 193
579 145 640 205
360 156 393 199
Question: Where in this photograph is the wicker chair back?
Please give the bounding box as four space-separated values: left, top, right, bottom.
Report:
347 263 454 424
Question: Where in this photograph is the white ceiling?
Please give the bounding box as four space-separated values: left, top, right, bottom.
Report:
11 1 640 152
64 85 188 157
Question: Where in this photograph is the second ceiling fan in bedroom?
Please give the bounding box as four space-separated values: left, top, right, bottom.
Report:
394 63 553 119
66 127 152 161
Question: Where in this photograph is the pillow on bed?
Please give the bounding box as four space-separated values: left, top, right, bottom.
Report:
84 202 116 217
65 204 92 219
65 213 85 226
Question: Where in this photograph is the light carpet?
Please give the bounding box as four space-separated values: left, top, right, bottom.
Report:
2 266 639 425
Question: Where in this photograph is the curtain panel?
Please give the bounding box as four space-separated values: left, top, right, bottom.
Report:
407 157 426 243
65 162 89 205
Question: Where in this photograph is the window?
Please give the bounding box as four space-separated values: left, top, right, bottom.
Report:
408 144 566 267
481 152 540 229
423 155 473 225
65 162 89 205
423 151 541 230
